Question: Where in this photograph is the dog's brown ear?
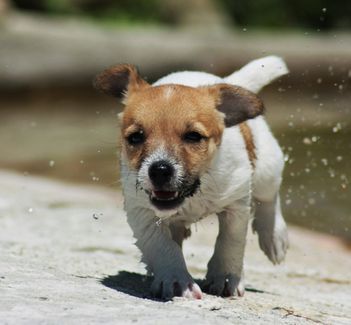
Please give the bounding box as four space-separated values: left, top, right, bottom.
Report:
209 84 265 127
93 64 149 98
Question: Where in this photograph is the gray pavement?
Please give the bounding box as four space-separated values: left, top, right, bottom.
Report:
0 170 350 324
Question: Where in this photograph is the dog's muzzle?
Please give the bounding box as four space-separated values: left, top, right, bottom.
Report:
147 160 200 210
148 160 174 188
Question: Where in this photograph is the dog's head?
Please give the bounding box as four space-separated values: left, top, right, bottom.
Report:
94 64 264 214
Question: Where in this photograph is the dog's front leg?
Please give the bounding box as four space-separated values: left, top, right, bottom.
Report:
127 211 202 300
204 203 250 297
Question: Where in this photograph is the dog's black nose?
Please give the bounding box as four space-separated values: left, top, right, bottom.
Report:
148 160 174 187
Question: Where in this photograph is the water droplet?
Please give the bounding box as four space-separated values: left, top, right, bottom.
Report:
336 156 343 162
92 213 98 220
332 123 342 133
328 168 335 178
340 174 348 183
311 136 318 142
49 160 55 167
285 199 292 205
321 158 328 166
317 78 322 84
305 168 311 173
303 137 312 145
308 198 316 205
28 208 33 213
242 28 247 32
80 160 84 164
322 7 327 13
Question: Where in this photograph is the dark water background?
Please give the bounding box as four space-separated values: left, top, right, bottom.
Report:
1 86 350 241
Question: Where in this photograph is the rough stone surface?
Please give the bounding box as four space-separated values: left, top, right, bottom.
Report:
1 13 350 87
0 170 350 324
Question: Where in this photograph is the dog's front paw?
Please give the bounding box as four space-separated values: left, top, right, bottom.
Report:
151 271 203 300
203 273 245 297
253 219 289 264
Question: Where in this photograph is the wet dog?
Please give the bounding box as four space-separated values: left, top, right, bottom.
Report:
94 56 289 300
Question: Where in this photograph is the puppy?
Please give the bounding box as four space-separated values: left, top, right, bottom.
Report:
94 56 289 300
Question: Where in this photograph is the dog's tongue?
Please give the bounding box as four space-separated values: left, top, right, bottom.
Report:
153 191 177 200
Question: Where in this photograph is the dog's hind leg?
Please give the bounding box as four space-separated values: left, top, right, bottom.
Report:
252 194 289 264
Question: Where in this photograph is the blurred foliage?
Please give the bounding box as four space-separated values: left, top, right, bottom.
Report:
11 0 351 30
11 0 164 24
220 0 351 30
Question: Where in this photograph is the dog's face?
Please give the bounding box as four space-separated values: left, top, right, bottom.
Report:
94 65 264 213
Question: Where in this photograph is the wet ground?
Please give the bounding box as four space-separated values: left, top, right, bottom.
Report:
0 86 350 241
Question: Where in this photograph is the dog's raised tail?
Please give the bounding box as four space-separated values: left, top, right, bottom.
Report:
224 56 289 94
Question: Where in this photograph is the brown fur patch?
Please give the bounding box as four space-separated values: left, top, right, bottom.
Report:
210 84 265 127
169 223 192 248
93 64 148 98
122 84 225 175
239 122 256 168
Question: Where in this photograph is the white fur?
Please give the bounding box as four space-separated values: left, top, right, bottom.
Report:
224 55 289 93
121 56 289 299
153 55 288 94
137 147 185 193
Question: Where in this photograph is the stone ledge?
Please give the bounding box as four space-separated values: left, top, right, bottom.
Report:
1 13 350 88
0 170 350 324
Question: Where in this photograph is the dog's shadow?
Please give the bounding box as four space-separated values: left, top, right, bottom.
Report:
101 271 157 300
101 271 267 301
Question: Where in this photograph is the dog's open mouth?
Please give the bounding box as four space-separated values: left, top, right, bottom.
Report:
150 191 185 210
148 179 201 211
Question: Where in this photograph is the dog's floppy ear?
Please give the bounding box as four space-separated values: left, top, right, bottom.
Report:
209 84 265 127
93 64 149 99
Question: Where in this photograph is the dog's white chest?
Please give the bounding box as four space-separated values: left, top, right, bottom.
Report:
122 125 253 225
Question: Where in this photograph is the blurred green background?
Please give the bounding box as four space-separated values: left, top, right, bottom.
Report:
9 0 351 29
0 0 350 242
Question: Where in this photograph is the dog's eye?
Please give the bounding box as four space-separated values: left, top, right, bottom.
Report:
183 131 205 143
126 131 145 145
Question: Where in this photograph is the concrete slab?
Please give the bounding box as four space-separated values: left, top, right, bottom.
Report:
0 171 350 324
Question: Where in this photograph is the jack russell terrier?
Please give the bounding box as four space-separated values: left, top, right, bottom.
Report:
94 56 289 300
